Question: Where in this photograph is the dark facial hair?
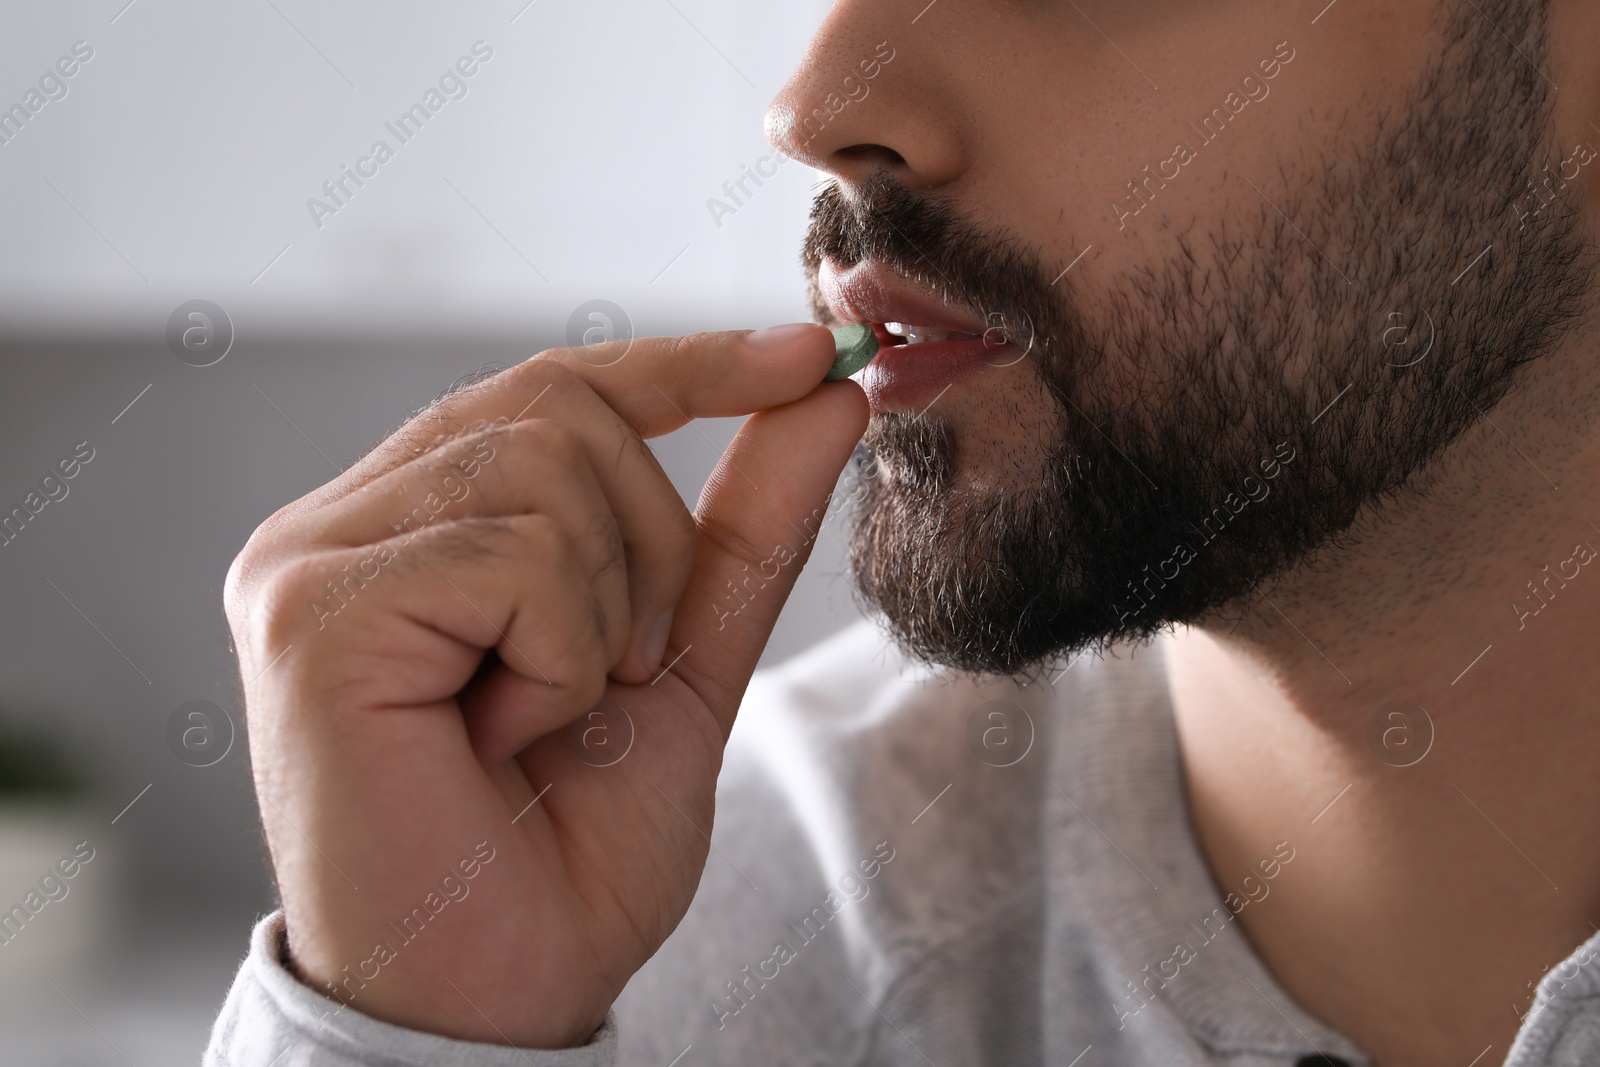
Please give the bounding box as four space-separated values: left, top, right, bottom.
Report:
801 0 1595 677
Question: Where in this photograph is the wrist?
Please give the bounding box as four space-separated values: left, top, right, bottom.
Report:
277 919 610 1049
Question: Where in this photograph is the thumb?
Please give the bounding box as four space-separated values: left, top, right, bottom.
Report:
668 380 870 727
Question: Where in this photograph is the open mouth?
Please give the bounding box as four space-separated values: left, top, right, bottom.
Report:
819 258 1001 353
819 258 1025 409
875 322 988 347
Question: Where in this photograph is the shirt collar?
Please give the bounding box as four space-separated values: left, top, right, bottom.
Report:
1047 632 1372 1063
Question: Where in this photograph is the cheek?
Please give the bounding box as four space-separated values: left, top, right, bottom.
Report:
980 8 1421 309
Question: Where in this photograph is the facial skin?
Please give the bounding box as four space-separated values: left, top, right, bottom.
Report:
768 1 1600 1064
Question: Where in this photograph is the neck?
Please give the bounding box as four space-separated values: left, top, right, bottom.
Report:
1166 354 1600 1067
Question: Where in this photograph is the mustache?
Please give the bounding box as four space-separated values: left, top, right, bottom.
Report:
801 171 967 280
800 171 1081 373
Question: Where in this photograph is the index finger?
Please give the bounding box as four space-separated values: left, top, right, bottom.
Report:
551 322 838 434
268 322 836 526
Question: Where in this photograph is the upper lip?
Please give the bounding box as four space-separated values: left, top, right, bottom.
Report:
819 258 988 337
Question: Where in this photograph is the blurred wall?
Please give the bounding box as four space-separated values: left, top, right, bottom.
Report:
0 0 830 330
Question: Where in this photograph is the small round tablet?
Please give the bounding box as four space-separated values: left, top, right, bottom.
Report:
826 323 879 382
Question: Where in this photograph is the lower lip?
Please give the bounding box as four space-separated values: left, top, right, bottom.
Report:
859 336 1022 413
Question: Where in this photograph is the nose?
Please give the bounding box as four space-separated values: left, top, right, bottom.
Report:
764 1 969 191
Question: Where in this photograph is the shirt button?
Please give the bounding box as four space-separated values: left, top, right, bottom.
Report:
1295 1057 1352 1067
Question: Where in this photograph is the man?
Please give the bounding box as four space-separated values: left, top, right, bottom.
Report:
206 0 1600 1063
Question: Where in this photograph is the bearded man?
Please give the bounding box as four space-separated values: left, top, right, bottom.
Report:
207 1 1600 1064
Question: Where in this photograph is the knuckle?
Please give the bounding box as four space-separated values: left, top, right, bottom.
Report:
222 547 258 630
411 422 513 488
250 555 329 650
415 416 502 457
399 402 472 453
516 354 581 397
223 529 268 620
535 584 610 711
396 393 521 460
516 416 584 466
226 512 312 629
659 331 714 366
418 515 521 564
224 491 351 641
436 361 513 405
516 512 571 563
582 510 627 579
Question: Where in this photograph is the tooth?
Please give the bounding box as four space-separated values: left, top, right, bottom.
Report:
886 323 959 344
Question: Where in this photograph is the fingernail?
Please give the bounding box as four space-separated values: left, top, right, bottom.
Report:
744 322 820 350
643 610 674 670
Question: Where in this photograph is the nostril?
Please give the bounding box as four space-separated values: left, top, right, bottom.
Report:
838 143 907 166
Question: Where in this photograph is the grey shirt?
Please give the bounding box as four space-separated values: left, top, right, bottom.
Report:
205 620 1600 1066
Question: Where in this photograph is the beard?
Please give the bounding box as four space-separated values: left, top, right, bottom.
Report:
801 0 1595 677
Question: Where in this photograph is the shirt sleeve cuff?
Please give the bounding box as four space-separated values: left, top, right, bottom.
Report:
203 909 619 1067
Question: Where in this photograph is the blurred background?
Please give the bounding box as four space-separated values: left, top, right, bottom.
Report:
0 1 863 1060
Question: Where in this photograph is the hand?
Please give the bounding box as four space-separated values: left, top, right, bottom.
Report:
224 325 868 1047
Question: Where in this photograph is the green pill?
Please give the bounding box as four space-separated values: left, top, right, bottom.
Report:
826 323 879 382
